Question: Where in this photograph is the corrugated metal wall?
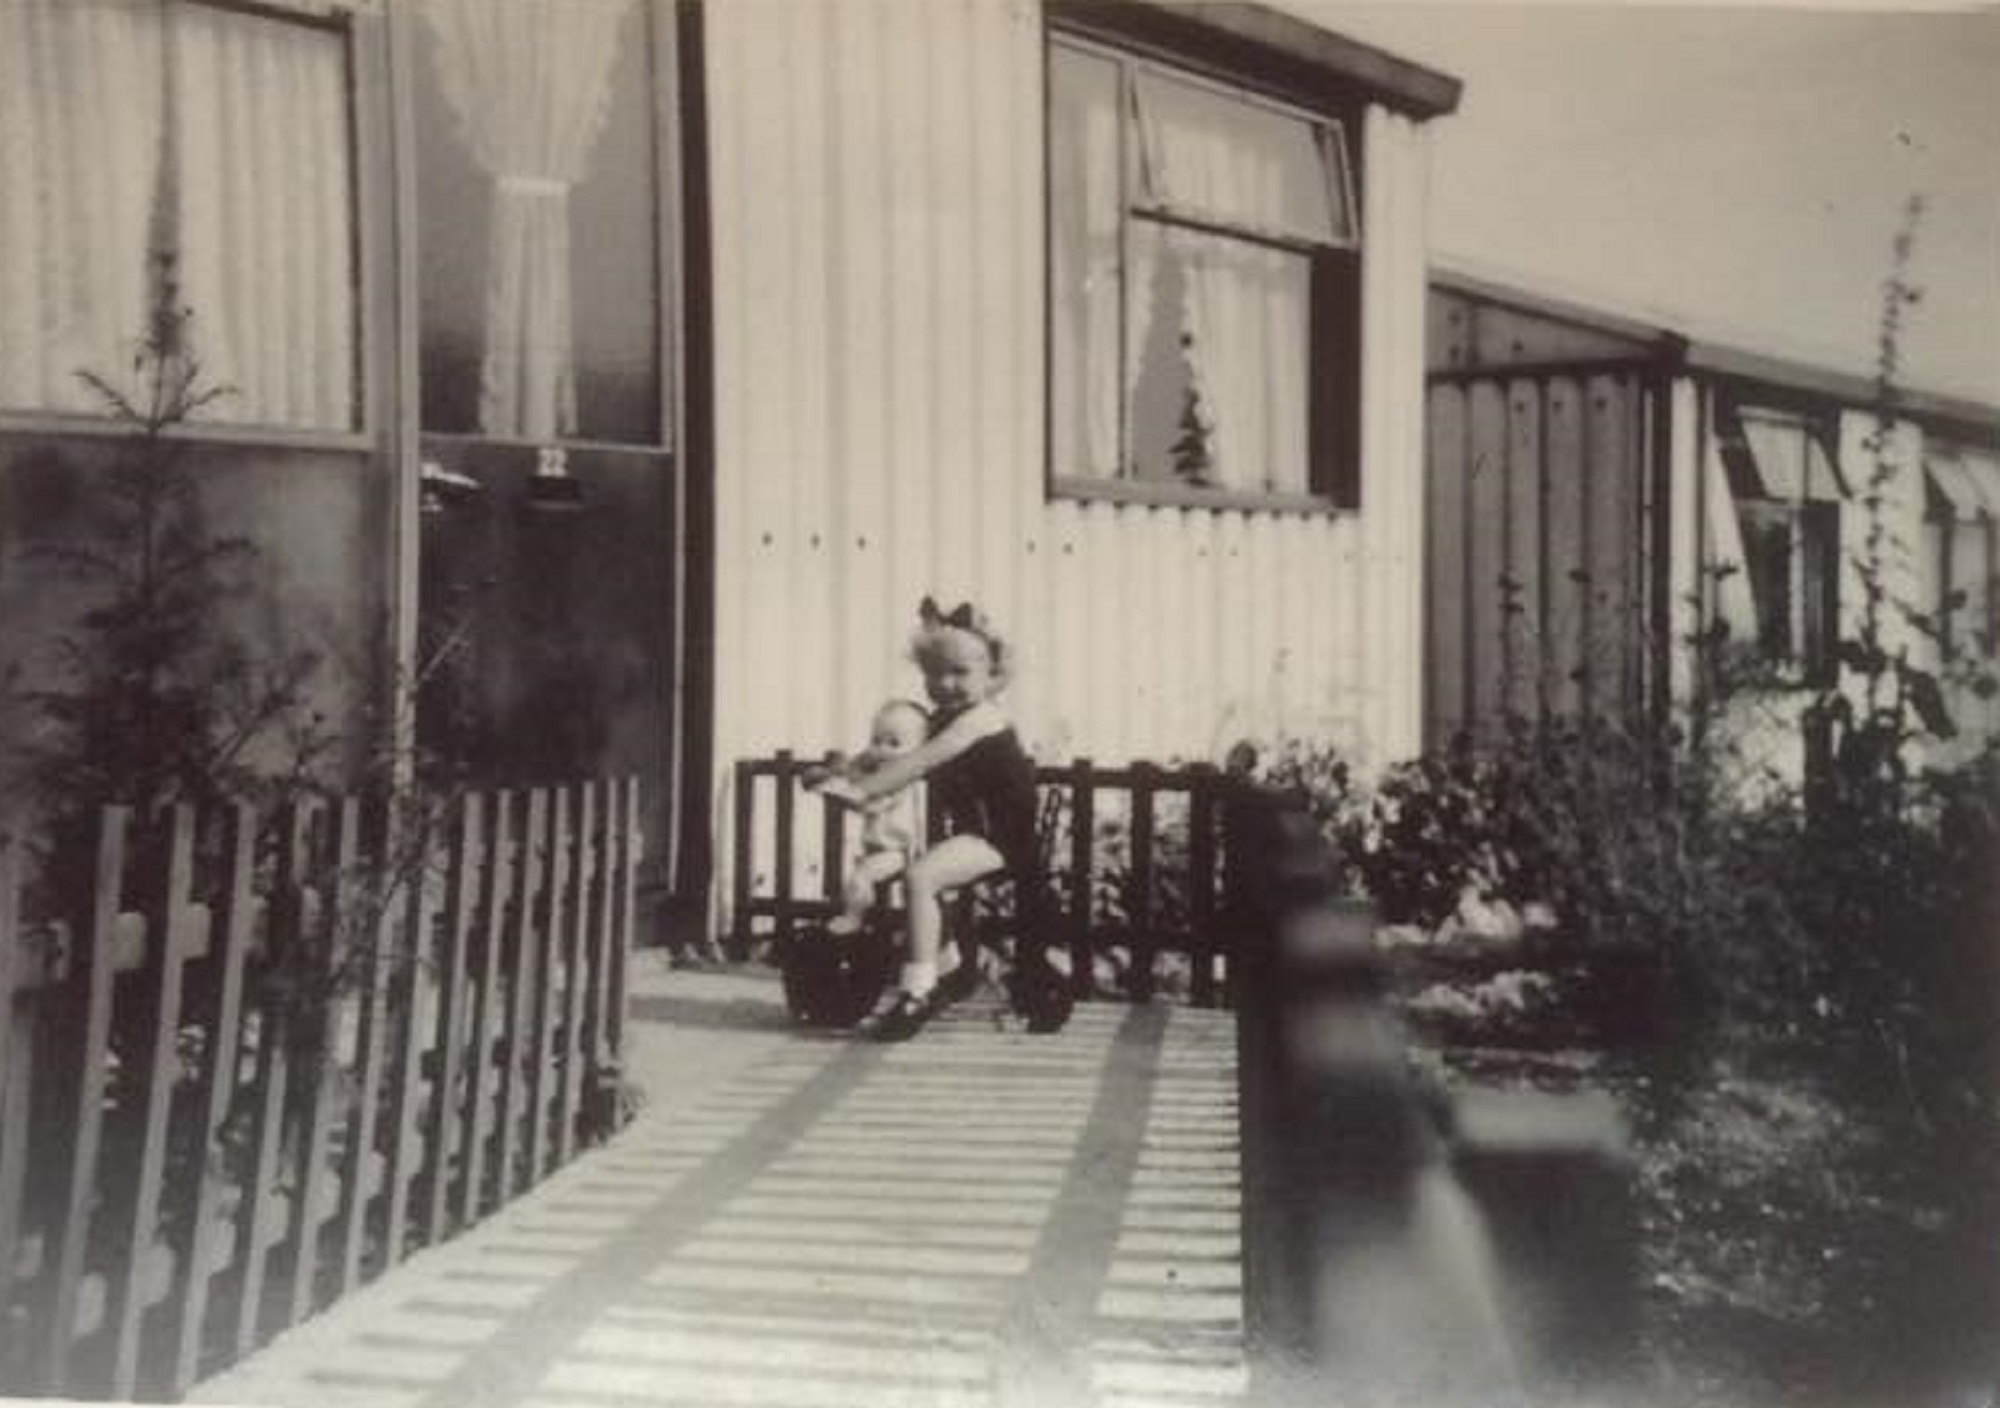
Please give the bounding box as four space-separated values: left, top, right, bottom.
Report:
1423 283 1667 745
703 0 1433 911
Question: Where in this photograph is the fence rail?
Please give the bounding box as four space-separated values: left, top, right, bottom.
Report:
0 777 640 1401
729 753 1236 1006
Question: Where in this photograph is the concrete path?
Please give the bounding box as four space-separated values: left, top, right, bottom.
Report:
191 956 1245 1408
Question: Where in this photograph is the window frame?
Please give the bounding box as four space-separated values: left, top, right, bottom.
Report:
1925 445 2000 661
0 0 372 451
406 0 678 453
1715 396 1844 685
1044 22 1364 516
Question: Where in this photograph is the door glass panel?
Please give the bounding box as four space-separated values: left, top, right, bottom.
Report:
413 0 663 445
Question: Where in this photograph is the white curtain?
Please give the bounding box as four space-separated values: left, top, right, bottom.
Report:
1047 44 1122 479
172 2 355 429
0 0 163 414
421 0 635 441
1132 73 1332 493
0 0 354 429
1704 422 1761 649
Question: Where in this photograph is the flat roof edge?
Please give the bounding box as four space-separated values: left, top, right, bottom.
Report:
1432 268 2000 439
1048 1 1463 119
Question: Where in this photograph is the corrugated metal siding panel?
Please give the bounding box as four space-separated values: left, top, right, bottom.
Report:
706 3 1435 912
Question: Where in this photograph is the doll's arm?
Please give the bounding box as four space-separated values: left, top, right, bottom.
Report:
836 704 1001 802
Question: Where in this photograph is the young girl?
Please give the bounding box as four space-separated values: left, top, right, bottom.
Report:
818 597 1039 1041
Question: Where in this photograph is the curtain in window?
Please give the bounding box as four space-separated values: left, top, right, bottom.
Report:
420 0 636 441
172 3 355 429
1705 435 1761 649
0 0 354 429
0 0 164 414
1131 74 1328 493
1048 44 1121 478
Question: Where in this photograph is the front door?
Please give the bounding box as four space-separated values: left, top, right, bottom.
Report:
403 0 704 941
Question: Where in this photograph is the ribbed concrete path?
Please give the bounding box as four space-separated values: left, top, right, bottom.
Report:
192 959 1245 1408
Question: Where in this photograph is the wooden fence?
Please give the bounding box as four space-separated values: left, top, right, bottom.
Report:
730 754 1234 1006
0 777 641 1401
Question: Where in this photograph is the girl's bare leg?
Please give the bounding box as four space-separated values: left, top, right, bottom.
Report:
899 835 1005 995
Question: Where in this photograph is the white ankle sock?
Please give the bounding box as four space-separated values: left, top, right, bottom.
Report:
901 961 937 996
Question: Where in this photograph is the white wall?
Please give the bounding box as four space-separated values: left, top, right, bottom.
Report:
702 0 1435 914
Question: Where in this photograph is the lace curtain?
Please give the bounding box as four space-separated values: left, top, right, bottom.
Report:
419 0 636 441
0 0 355 429
1128 70 1343 494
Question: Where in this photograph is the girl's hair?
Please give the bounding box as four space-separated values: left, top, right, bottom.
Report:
911 596 1012 686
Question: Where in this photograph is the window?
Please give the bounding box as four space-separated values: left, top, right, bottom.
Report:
0 0 358 432
1709 397 1843 681
1047 32 1360 508
1925 441 2000 659
413 0 665 446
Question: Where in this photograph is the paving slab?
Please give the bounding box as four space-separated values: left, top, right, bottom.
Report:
190 959 1245 1408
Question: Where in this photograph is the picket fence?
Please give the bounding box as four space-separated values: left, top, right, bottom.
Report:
0 778 640 1401
730 754 1236 1007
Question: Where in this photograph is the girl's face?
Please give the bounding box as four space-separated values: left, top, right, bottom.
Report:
920 628 997 711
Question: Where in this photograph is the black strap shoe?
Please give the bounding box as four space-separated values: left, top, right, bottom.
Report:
869 989 937 1043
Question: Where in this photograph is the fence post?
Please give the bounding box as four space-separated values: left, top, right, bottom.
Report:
1226 782 1433 1405
1067 760 1094 998
773 753 797 947
729 762 755 960
426 794 481 1242
44 808 130 1393
167 802 257 1396
1187 771 1218 1008
0 830 28 1365
1127 765 1157 1001
107 806 199 1397
459 791 513 1229
280 802 340 1332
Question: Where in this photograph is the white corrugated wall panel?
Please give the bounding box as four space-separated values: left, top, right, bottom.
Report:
706 1 1437 916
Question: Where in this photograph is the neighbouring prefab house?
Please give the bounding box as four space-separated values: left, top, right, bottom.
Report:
1426 271 2000 771
0 0 1460 942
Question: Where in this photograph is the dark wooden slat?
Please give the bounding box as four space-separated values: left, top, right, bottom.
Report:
0 832 28 1331
1505 377 1546 721
577 787 612 1120
380 815 439 1272
729 762 754 959
608 780 639 1061
1128 772 1157 1002
282 804 341 1331
168 803 257 1396
108 806 200 1397
424 794 480 1244
1068 762 1094 999
772 752 797 946
494 790 548 1202
458 791 513 1229
1546 376 1589 719
1427 383 1470 746
46 808 129 1391
233 817 297 1359
525 790 568 1185
1189 779 1218 1008
335 802 394 1296
555 784 594 1168
819 755 844 905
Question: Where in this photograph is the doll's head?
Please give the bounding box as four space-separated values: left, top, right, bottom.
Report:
869 698 930 756
912 597 1011 710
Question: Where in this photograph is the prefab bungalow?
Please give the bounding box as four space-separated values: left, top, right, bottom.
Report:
0 0 1460 942
1425 271 2000 770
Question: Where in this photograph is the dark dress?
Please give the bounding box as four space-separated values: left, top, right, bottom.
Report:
926 704 1041 880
